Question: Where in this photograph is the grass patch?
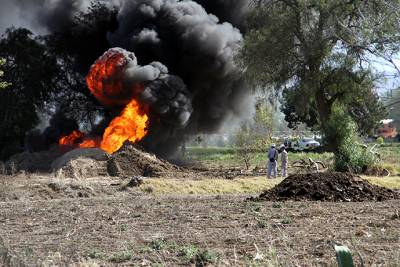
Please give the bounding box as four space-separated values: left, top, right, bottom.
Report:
88 249 106 260
281 216 293 225
149 239 169 251
186 146 334 168
363 176 400 189
178 245 199 262
378 144 400 175
141 177 281 195
144 239 219 265
272 203 283 208
186 144 399 174
108 250 133 263
195 249 220 265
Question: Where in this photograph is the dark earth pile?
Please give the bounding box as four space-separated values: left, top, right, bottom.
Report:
256 172 399 202
108 143 180 177
3 143 180 179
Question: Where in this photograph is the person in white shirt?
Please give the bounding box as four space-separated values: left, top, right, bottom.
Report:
279 144 288 177
267 144 278 178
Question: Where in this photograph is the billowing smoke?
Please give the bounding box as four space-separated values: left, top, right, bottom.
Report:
3 0 252 156
87 47 192 128
25 111 80 152
106 0 251 154
0 0 89 34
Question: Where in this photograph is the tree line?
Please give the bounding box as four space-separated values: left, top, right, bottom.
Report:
239 0 400 172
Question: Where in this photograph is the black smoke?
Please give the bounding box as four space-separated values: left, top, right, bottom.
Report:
4 0 252 157
25 111 80 152
87 47 192 127
193 0 249 31
107 0 250 155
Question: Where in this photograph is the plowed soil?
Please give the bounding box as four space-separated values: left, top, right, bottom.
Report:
1 195 399 266
256 172 399 202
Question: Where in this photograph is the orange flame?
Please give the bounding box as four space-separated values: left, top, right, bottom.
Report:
58 130 84 146
100 98 148 154
79 139 99 148
86 49 144 108
59 49 149 154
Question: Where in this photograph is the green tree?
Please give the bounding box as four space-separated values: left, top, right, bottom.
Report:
0 58 10 89
324 106 375 172
0 28 62 159
44 1 118 125
240 0 397 155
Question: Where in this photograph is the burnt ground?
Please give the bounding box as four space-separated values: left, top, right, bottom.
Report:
0 193 400 266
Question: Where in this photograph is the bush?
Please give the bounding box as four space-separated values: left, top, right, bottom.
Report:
376 136 384 145
195 249 219 266
324 108 376 173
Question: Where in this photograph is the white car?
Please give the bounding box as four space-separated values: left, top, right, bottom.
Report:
292 138 321 151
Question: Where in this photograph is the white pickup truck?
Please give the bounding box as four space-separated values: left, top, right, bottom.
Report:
290 137 321 151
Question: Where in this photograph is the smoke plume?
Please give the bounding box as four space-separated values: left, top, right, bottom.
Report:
87 47 192 128
3 0 252 156
106 0 250 155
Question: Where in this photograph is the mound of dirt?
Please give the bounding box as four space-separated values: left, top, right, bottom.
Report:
256 172 399 202
5 146 63 173
51 148 110 179
109 143 180 177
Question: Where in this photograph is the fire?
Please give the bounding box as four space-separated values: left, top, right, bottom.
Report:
59 49 149 154
79 139 99 148
100 98 148 154
86 48 144 108
58 130 84 146
58 131 99 149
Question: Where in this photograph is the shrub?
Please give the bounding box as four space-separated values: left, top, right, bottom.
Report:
195 249 219 266
179 245 199 262
108 251 133 263
376 136 384 145
324 108 376 173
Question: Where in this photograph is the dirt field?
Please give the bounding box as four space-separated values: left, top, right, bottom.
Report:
1 174 400 266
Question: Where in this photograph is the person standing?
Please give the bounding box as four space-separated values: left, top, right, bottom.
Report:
280 144 288 177
267 144 278 178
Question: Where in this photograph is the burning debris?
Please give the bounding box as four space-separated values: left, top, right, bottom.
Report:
1 0 254 178
15 0 252 158
100 98 148 154
59 47 192 154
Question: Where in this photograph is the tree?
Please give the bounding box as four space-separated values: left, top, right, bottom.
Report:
44 1 118 126
0 28 62 159
280 62 387 136
0 58 11 89
234 124 256 170
253 96 276 140
234 97 276 169
240 0 397 154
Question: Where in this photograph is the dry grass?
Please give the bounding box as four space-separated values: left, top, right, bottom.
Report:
140 176 282 195
140 175 400 195
364 176 400 189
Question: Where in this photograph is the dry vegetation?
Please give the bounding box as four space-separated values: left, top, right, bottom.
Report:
0 144 399 266
1 195 400 266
